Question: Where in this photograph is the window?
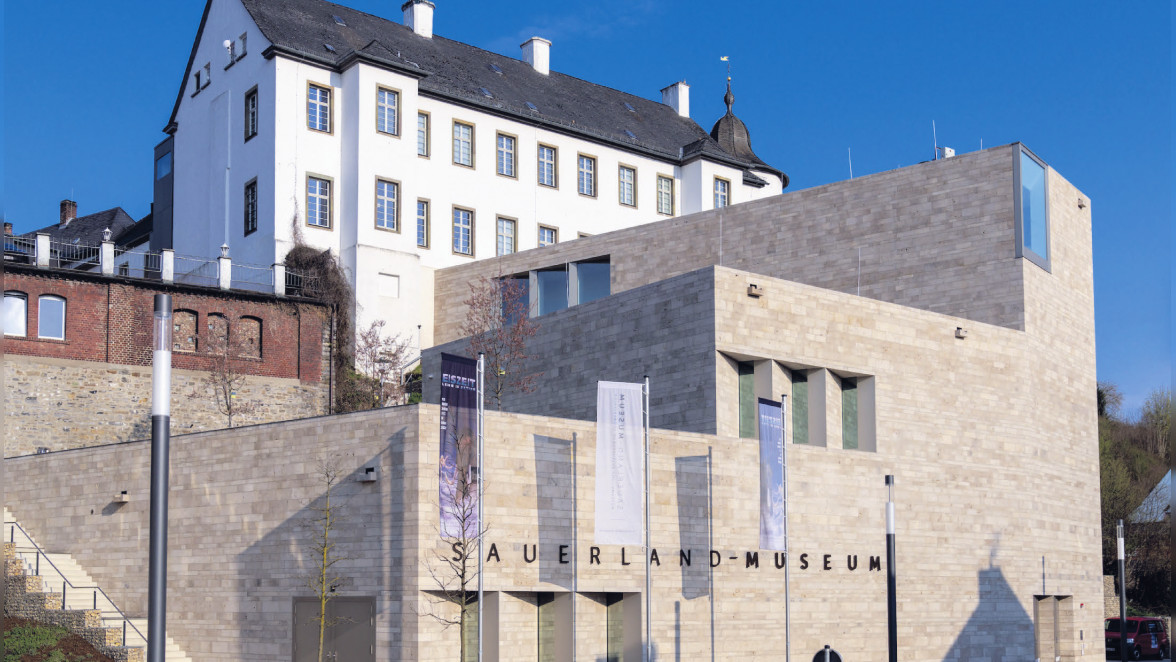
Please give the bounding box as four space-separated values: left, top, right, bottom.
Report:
244 179 258 235
307 83 331 132
1015 145 1050 270
38 295 65 340
417 112 430 157
792 372 809 444
738 362 756 439
376 87 399 135
306 176 332 228
244 87 258 140
375 179 399 231
238 316 262 359
656 175 674 215
536 267 569 315
452 121 474 167
206 313 228 353
3 291 27 336
618 165 636 207
452 207 473 255
154 152 172 181
496 133 516 177
577 155 596 196
173 310 198 352
538 225 557 247
606 594 624 662
537 145 557 187
842 377 858 450
576 260 610 304
416 200 430 248
714 177 730 208
496 217 516 256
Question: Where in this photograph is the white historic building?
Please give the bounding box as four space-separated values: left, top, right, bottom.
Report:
159 0 787 346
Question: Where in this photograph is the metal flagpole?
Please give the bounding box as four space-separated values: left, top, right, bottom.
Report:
147 294 172 662
781 395 791 662
643 375 651 662
886 475 897 662
477 354 485 662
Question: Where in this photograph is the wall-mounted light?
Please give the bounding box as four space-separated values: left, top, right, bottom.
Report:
955 327 968 339
357 466 379 483
114 490 129 503
102 227 112 242
220 243 230 258
747 284 764 298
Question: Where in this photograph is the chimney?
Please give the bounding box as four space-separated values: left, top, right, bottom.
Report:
402 0 434 39
3 222 12 236
521 37 551 75
60 199 77 226
661 81 690 118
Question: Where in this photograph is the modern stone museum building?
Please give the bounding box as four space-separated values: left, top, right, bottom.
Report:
4 144 1100 661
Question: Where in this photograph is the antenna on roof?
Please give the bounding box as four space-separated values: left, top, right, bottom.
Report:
932 120 938 160
848 147 854 179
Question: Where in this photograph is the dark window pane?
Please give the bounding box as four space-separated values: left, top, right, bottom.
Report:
577 261 610 304
537 269 568 315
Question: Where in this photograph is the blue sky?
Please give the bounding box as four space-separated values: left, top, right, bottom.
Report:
2 1 1171 414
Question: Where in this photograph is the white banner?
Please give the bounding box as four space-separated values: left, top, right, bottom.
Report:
594 381 645 545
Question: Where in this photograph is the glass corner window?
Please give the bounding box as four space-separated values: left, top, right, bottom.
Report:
1015 145 1050 271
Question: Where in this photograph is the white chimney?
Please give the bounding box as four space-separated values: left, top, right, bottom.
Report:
402 0 434 39
521 37 551 75
661 81 690 118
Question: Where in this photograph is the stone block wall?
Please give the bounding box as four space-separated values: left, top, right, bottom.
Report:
434 144 1027 343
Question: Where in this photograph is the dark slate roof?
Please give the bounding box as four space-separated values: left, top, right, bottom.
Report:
23 208 137 247
709 82 787 187
171 0 777 174
115 212 153 248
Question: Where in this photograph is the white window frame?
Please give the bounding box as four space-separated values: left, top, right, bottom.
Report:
538 144 557 188
416 199 430 248
657 175 674 215
3 291 27 337
577 154 596 197
306 175 332 228
496 133 517 178
37 295 66 340
538 225 558 247
375 179 399 232
453 121 474 167
244 86 258 141
453 207 474 256
618 165 636 207
496 217 517 256
376 86 400 136
244 179 258 235
417 112 430 157
307 83 331 133
713 177 730 208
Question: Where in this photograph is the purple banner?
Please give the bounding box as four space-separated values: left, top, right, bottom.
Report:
758 398 786 551
439 353 478 539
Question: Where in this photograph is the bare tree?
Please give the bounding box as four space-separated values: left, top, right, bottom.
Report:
424 446 486 661
305 459 352 662
188 324 257 428
460 274 539 409
353 319 411 408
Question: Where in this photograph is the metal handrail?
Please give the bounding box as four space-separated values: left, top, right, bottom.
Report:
6 520 147 648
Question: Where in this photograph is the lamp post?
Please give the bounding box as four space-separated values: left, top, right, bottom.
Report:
885 475 897 662
1118 519 1127 662
148 295 172 662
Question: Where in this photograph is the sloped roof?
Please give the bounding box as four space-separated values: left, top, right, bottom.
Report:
710 82 787 186
23 207 137 247
172 0 780 176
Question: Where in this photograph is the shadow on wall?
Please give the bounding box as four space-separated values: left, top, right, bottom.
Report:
233 428 408 661
941 554 1034 660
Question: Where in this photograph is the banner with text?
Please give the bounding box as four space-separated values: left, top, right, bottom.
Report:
758 398 787 551
439 353 479 539
595 381 645 545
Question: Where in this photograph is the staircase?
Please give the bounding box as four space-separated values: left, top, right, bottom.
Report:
4 508 192 662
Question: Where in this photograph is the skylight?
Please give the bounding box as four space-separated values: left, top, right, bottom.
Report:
324 43 336 53
333 15 346 26
624 102 636 112
525 101 539 112
478 87 493 98
489 63 503 74
624 130 637 139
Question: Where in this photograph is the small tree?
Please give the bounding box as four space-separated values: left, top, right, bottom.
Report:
424 437 486 661
460 275 539 409
189 326 257 428
353 319 411 408
305 460 351 662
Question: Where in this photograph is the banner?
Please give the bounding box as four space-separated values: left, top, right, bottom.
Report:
594 381 645 545
758 398 787 551
439 353 478 539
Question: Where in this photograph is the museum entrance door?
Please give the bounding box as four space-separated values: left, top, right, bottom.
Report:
293 596 375 662
1034 595 1076 662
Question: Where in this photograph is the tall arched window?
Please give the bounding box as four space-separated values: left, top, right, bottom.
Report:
3 291 27 337
173 310 198 352
38 295 66 340
238 316 262 359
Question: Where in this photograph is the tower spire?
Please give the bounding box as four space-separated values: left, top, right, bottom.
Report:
720 56 734 114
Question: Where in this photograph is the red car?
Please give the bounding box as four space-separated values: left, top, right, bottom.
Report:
1106 617 1169 660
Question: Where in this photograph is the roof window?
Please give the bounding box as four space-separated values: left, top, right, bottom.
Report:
489 63 503 74
324 43 337 53
624 130 637 139
333 15 347 26
478 87 493 98
623 102 636 112
524 101 539 112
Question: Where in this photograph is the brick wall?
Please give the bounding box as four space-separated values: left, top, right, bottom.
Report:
3 266 331 454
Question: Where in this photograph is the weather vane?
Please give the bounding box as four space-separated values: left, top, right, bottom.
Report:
720 55 731 82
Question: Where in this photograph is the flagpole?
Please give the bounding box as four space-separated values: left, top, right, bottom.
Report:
476 353 485 662
643 375 651 662
781 394 791 662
